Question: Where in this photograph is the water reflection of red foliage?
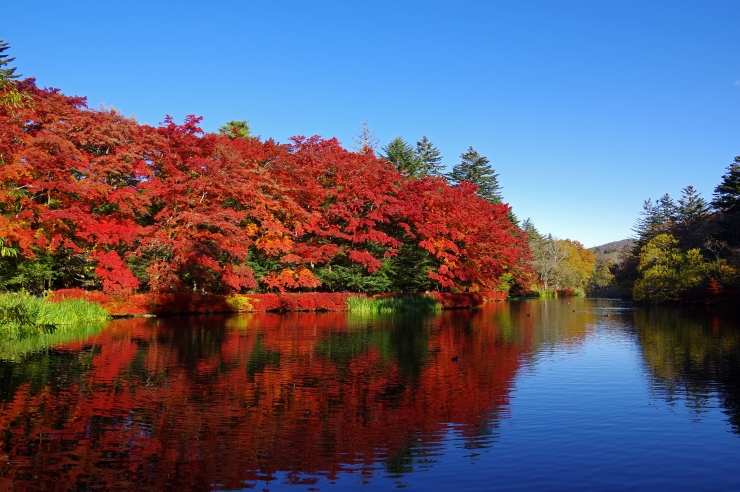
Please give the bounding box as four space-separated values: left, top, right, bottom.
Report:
0 306 533 490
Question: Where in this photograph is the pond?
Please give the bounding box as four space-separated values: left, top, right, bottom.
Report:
0 298 739 491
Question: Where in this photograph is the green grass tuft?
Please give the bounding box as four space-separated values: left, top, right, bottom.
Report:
0 292 109 338
346 295 441 314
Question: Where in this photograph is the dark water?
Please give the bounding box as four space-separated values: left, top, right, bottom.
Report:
0 298 739 491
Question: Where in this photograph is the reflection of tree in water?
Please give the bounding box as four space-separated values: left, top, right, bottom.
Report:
634 306 740 433
0 309 526 489
0 347 97 402
246 334 281 379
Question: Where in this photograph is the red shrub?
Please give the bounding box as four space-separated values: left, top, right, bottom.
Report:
428 292 485 309
556 289 577 297
48 290 355 316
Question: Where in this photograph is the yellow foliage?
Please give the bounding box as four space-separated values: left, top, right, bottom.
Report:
226 295 255 312
556 239 596 290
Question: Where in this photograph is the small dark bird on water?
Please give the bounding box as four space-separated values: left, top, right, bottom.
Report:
572 310 575 312
526 313 531 317
604 314 609 317
452 356 459 362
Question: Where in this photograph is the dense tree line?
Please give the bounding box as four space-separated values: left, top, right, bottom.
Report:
519 219 598 293
0 53 531 297
612 158 740 302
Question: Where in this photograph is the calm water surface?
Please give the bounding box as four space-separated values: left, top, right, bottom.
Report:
0 298 739 491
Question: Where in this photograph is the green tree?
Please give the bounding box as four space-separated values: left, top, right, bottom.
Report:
0 39 20 84
675 185 710 249
633 234 707 302
447 147 502 204
414 135 444 177
591 264 615 289
521 218 541 244
0 39 27 108
676 185 709 223
218 120 251 139
712 157 740 214
656 194 677 223
632 195 676 246
382 137 420 175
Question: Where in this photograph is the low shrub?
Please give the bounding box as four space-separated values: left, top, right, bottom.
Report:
427 292 485 308
48 289 355 315
557 289 584 297
46 289 491 316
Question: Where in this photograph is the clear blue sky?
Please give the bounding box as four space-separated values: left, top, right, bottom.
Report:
4 1 739 247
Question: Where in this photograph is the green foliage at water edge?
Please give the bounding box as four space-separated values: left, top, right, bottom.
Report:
0 292 109 337
346 295 442 314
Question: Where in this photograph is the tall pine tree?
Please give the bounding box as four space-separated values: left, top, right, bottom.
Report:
414 135 444 177
632 199 659 244
712 157 740 214
656 194 677 223
447 146 502 204
0 39 26 109
677 185 709 223
675 185 710 249
0 40 20 84
381 137 420 175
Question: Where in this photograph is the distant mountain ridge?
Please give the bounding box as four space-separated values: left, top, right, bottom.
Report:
591 239 634 254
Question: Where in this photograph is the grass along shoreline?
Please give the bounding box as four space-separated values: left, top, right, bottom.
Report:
0 292 109 338
0 291 488 331
346 295 442 314
45 289 488 316
0 291 479 358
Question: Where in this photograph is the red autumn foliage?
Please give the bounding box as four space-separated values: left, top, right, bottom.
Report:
49 288 355 315
707 277 723 296
428 291 485 308
48 288 493 315
1 79 531 297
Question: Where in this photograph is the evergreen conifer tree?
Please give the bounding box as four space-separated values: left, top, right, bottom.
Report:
0 39 27 109
656 193 677 223
632 199 659 244
414 135 444 177
677 185 709 223
381 137 420 175
521 218 542 244
0 40 20 85
712 157 740 213
218 120 251 139
447 146 502 204
675 185 710 249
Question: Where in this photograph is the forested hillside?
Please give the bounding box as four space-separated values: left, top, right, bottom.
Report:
591 239 634 255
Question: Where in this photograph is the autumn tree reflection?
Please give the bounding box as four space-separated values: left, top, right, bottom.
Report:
0 301 615 489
